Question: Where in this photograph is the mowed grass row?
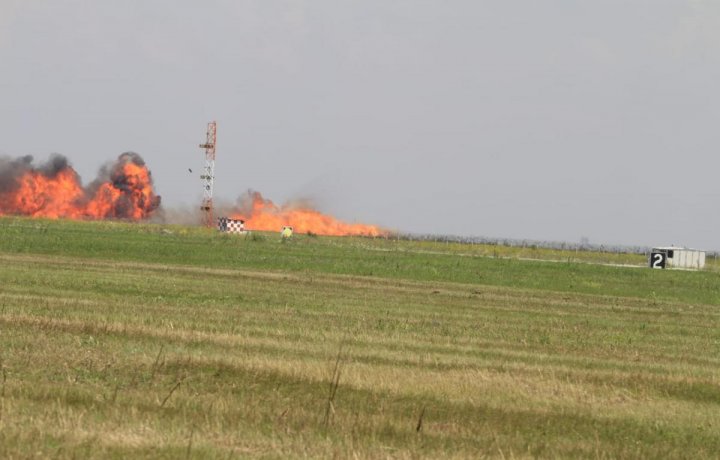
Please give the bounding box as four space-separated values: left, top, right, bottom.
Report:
0 218 719 458
5 216 718 271
1 217 720 305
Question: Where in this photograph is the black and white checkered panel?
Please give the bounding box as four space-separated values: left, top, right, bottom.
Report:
217 217 245 233
226 220 245 233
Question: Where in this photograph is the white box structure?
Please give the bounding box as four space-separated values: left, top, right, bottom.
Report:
651 247 705 270
217 217 246 234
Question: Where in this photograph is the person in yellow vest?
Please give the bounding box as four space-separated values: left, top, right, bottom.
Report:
281 226 293 239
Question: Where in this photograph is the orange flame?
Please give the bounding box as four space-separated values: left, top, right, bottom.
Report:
0 153 161 220
231 191 386 237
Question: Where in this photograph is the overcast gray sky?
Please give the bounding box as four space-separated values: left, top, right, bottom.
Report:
1 1 718 249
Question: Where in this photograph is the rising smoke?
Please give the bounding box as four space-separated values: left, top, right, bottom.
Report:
0 152 161 220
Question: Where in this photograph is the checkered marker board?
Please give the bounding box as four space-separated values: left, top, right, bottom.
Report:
217 217 246 233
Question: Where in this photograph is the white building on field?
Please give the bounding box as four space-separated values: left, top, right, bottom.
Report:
650 246 705 270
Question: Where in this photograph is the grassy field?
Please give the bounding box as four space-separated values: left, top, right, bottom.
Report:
1 217 719 458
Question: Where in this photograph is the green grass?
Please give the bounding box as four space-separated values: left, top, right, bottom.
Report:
2 217 719 305
1 217 719 458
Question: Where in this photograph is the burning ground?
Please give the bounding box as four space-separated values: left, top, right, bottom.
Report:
0 152 161 220
228 190 386 237
0 152 383 236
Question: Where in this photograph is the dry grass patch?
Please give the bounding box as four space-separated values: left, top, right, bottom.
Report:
1 230 720 458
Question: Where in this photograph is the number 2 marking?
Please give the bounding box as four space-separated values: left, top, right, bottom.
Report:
652 253 664 268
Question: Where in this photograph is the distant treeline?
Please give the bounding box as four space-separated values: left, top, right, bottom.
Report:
387 232 719 259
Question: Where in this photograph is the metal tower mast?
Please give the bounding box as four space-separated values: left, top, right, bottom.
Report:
199 121 217 227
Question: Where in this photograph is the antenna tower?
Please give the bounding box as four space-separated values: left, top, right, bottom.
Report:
199 121 217 227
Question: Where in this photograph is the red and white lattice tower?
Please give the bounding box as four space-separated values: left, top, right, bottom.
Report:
199 121 217 227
